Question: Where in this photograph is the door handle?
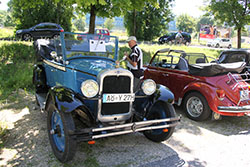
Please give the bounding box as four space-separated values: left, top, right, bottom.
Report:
163 73 169 77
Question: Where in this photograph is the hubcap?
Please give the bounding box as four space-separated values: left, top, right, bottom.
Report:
23 34 31 41
51 111 65 152
186 96 203 118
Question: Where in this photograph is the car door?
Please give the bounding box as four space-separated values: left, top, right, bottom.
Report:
43 59 65 87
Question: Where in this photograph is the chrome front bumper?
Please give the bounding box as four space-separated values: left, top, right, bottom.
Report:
71 116 181 141
218 105 250 113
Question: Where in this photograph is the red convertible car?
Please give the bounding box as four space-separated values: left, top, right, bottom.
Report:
144 49 250 121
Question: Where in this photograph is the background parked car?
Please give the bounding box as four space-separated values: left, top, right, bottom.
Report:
158 32 191 45
144 49 249 121
206 38 232 48
16 22 64 41
77 28 110 42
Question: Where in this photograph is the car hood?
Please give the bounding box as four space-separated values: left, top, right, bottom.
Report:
68 58 116 76
16 28 32 33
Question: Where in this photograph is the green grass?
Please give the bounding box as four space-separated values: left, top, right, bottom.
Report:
0 41 35 101
0 27 15 38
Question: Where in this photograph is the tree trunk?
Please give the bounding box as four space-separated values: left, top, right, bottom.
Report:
133 9 136 36
89 5 96 34
237 27 241 49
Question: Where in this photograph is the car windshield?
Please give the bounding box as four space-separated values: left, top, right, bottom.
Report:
57 32 118 61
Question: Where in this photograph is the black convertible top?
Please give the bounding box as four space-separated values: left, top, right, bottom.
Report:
188 62 246 76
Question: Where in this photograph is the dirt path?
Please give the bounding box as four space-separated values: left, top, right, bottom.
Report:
0 91 250 167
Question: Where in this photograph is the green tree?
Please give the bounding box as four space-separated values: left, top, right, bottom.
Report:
74 0 158 34
8 0 74 31
176 14 196 33
124 0 173 41
104 18 115 30
73 15 86 32
196 15 214 32
207 0 250 48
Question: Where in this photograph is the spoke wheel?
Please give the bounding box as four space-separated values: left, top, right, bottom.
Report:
22 34 32 41
47 100 77 162
143 102 176 142
183 92 211 121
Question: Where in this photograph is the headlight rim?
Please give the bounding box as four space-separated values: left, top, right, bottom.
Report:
141 79 156 96
81 79 99 98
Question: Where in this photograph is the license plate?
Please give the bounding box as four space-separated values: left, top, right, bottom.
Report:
240 90 249 101
103 93 135 103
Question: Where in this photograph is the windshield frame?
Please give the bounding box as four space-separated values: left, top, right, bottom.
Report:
59 32 119 63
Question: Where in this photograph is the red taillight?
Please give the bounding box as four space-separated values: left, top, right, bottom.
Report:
60 29 64 32
216 89 225 100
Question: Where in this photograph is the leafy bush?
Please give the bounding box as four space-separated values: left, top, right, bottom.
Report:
0 41 35 100
0 27 15 38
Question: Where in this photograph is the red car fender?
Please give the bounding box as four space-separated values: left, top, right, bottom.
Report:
181 82 219 113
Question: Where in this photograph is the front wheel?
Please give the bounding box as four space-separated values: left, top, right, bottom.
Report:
143 102 176 142
47 100 77 162
22 33 32 41
183 92 211 121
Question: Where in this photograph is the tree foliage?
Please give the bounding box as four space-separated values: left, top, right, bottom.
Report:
176 14 196 33
207 0 250 48
72 15 86 32
104 18 115 30
196 15 214 32
0 10 15 27
124 0 173 41
74 0 158 34
8 0 74 31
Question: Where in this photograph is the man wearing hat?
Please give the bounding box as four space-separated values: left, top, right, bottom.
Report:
124 36 144 80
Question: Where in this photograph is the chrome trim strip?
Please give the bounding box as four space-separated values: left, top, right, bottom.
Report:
218 105 250 113
43 59 66 71
91 117 180 139
92 117 180 132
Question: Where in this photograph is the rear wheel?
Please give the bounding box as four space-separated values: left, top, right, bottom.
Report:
228 44 232 49
215 43 220 48
47 100 77 162
143 102 176 142
183 92 211 121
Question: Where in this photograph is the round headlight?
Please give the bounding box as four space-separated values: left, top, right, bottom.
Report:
141 79 156 95
81 80 99 98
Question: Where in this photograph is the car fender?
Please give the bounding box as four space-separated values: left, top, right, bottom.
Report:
181 82 218 112
151 84 175 104
45 86 94 119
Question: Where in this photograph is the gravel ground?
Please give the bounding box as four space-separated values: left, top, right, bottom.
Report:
0 91 250 167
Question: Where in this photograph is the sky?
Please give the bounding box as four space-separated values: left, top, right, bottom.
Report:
172 0 206 18
0 0 205 18
0 0 9 11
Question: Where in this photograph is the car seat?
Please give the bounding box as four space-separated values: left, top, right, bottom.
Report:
196 58 206 63
175 57 188 70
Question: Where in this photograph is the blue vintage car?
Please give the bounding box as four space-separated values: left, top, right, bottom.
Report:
33 32 180 162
